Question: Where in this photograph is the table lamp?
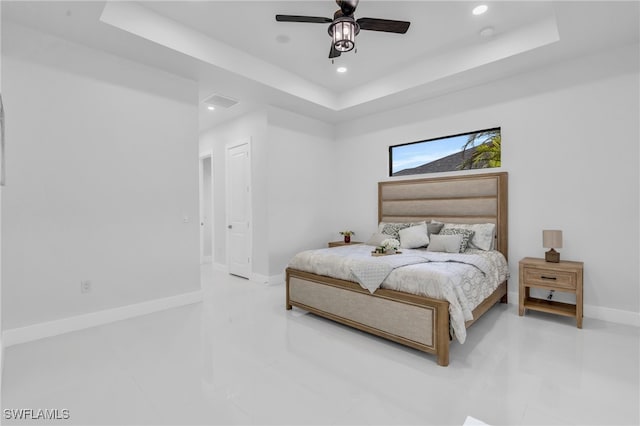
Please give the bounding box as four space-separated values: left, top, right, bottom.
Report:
543 230 562 263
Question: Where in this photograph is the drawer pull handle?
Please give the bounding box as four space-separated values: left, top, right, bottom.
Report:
541 275 557 280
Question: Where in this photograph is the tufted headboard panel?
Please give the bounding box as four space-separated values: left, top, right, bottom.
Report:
378 172 508 258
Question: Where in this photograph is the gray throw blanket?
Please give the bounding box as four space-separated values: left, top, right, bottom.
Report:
349 251 492 294
349 254 430 293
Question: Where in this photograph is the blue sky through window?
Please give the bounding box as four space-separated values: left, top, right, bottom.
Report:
391 134 468 174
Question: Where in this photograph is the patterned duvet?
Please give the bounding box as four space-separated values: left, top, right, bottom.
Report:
288 244 509 343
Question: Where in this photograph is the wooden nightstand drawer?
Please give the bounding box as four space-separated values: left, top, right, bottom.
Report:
519 257 584 328
523 267 576 290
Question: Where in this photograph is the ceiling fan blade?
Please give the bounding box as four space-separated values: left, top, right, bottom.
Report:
357 18 411 34
276 15 333 24
329 44 342 59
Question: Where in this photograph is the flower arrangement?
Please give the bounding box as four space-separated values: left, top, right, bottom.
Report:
376 238 400 254
339 230 355 243
381 238 400 250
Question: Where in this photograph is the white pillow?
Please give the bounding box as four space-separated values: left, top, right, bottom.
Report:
398 223 430 249
365 232 391 246
441 223 496 251
427 234 463 253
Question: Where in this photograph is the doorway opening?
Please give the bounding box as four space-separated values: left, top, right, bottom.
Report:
199 153 213 264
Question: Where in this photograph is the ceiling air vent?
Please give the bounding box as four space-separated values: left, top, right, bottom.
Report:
203 93 239 109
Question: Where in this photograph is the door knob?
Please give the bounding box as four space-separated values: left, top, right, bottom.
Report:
228 225 232 229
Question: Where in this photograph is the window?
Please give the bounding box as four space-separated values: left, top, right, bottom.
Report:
389 127 501 177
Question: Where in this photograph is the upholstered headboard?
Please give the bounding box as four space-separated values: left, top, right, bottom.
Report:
378 172 508 259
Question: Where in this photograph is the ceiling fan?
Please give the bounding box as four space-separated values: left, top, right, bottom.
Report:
276 0 411 59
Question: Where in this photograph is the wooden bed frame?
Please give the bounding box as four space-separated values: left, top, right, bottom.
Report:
286 172 508 366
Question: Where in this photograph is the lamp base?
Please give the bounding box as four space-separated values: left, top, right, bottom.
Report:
545 248 560 263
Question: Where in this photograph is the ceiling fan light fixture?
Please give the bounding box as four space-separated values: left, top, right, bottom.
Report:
329 19 359 52
276 1 409 58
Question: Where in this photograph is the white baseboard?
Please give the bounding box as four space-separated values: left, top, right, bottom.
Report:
507 291 519 308
584 305 640 327
2 290 203 348
212 262 228 273
250 272 285 286
507 290 639 327
250 272 268 284
268 273 285 286
212 264 281 286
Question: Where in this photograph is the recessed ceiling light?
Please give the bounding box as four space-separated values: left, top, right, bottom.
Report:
336 66 347 73
472 5 488 15
207 106 215 111
479 27 495 38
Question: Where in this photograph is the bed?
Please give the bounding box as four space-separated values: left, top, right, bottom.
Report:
286 172 508 366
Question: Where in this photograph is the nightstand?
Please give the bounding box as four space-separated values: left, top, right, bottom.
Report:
328 241 362 248
519 257 584 328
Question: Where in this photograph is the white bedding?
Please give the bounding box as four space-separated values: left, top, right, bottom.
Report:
287 244 509 343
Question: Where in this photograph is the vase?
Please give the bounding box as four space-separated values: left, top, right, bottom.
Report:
344 235 351 243
385 247 396 254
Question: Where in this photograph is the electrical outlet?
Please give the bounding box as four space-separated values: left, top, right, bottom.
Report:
80 280 92 294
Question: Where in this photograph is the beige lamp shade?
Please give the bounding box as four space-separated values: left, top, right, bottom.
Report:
543 230 563 249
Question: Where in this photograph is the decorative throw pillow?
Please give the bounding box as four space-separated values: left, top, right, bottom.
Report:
380 222 412 240
427 234 463 253
365 232 390 246
398 223 430 249
426 222 444 237
442 223 496 251
439 228 475 253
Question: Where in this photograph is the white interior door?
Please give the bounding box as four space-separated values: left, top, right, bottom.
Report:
199 154 213 264
226 142 251 279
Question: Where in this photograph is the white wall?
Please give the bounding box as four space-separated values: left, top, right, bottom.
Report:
266 107 337 275
1 24 201 329
335 44 640 322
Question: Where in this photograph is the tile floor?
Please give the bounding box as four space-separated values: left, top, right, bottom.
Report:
2 265 639 425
